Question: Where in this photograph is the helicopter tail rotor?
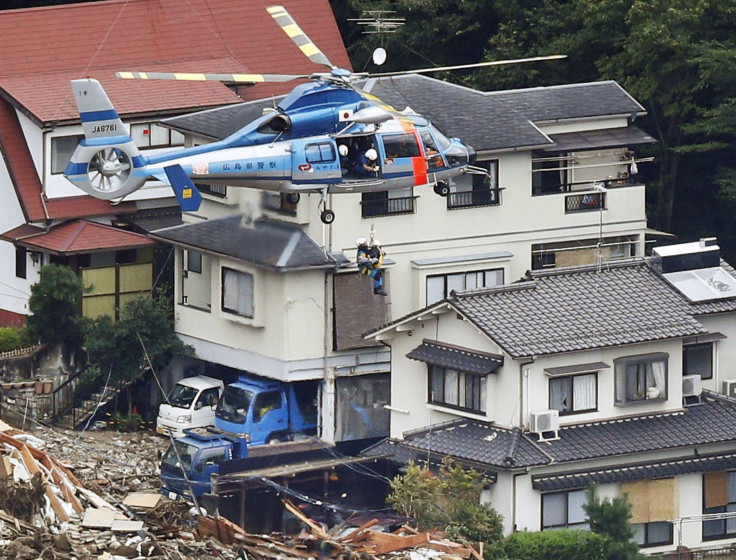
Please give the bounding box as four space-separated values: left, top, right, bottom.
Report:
63 79 148 200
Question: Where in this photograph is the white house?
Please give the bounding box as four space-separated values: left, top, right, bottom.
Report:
152 76 656 444
365 237 736 554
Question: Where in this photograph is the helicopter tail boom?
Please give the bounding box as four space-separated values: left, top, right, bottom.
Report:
64 79 149 200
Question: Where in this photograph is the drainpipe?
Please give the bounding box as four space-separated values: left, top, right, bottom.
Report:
519 356 536 428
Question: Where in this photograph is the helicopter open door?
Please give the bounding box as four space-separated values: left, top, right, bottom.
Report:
290 138 342 186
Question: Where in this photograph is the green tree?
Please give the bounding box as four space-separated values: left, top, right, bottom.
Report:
84 290 192 414
388 459 503 544
27 264 85 348
584 486 645 560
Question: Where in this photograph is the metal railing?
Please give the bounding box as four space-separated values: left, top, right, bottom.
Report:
447 187 501 209
565 191 606 213
656 545 736 560
361 195 415 218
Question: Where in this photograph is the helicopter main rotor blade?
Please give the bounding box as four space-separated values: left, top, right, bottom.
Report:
368 55 568 78
267 5 334 70
116 71 308 83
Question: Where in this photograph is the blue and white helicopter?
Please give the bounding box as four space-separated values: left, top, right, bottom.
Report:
64 5 564 224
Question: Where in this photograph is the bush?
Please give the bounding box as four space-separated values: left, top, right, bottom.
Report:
0 327 34 352
494 529 610 560
109 412 144 432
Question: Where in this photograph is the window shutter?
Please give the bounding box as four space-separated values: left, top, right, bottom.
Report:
648 478 678 522
705 471 729 508
622 478 678 523
621 480 650 523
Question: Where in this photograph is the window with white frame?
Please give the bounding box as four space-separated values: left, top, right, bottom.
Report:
426 269 504 305
614 353 667 405
51 135 83 174
683 342 713 380
221 267 254 318
429 365 486 414
541 489 589 530
549 373 597 415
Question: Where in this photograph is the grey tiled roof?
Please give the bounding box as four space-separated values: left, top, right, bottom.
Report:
372 393 736 472
407 339 503 375
451 260 708 358
151 216 337 271
400 420 551 469
533 451 736 492
486 81 646 123
541 392 736 462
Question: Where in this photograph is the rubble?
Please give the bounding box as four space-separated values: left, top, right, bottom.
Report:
0 419 478 560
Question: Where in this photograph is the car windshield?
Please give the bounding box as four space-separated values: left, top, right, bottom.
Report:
161 440 199 471
167 384 198 408
216 385 253 424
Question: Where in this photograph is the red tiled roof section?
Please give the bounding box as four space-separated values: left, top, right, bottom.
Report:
0 97 136 221
8 220 155 255
0 0 351 123
0 97 47 221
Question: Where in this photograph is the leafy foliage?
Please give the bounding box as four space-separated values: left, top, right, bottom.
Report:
27 264 85 347
492 529 610 560
0 327 34 352
388 459 503 544
84 290 191 388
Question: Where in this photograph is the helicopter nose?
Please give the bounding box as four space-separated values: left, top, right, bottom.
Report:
466 144 477 165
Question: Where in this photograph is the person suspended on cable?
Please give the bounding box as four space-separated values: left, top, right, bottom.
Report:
357 237 387 296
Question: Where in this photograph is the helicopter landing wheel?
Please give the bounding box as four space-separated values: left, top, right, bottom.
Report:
285 192 301 204
320 209 335 224
434 182 450 197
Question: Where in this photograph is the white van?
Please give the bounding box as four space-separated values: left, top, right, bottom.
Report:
156 375 224 438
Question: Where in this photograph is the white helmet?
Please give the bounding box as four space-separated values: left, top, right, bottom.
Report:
356 237 367 246
372 239 381 246
365 148 378 161
338 144 349 156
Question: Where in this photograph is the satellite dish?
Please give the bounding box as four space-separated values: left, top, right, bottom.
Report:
372 47 387 66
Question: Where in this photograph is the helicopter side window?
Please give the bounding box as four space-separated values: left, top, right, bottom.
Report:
421 130 444 170
305 143 336 164
383 134 420 159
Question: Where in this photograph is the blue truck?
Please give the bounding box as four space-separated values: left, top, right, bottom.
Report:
214 375 318 446
160 375 319 499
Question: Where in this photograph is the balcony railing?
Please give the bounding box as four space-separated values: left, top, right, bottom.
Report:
533 176 639 196
447 187 501 209
361 196 415 218
565 192 606 213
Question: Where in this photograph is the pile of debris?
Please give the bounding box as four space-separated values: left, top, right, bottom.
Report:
0 420 479 560
198 500 484 560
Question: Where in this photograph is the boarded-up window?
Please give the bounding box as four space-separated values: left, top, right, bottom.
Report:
333 272 389 350
622 478 679 523
705 471 729 508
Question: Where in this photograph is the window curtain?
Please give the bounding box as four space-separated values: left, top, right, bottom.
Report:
648 359 666 399
223 269 253 317
444 369 459 405
573 374 596 410
550 378 570 412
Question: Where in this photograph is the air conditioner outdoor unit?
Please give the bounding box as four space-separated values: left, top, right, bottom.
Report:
682 375 702 397
529 410 560 442
722 379 736 399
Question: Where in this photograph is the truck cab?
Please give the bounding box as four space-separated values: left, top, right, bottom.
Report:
156 375 224 438
160 429 246 500
215 376 318 446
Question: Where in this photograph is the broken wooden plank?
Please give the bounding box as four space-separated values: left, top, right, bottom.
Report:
337 518 379 542
421 540 472 558
282 500 331 541
45 485 70 522
366 531 431 554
